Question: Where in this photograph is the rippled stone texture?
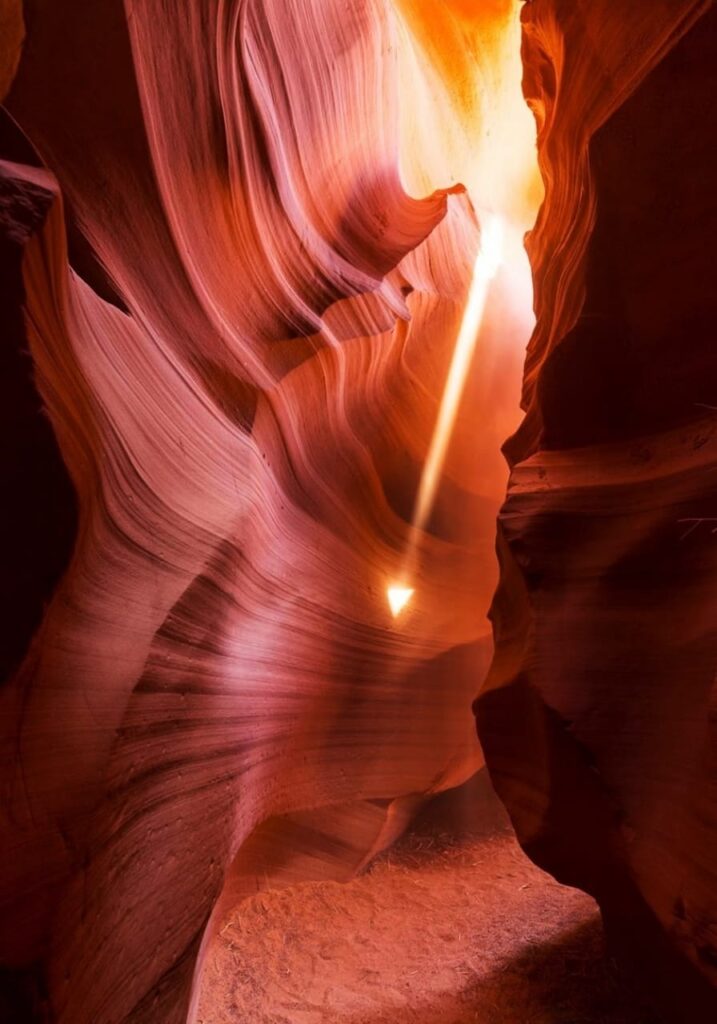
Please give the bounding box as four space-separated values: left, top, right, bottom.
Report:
0 1 534 1021
477 2 717 1019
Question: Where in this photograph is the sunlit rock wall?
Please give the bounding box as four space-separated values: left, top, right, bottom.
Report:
0 1 535 1021
477 1 717 1019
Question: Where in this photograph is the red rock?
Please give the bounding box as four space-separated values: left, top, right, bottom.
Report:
0 2 531 1019
477 2 717 1020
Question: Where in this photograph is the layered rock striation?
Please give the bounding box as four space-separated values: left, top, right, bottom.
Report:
0 1 532 1021
477 2 717 1019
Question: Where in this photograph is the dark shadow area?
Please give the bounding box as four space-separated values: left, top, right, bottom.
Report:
465 917 663 1024
0 964 48 1024
352 771 665 1024
0 112 78 683
408 765 513 842
343 919 663 1024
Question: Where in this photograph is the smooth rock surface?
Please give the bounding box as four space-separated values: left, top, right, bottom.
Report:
477 3 717 1020
0 2 534 1020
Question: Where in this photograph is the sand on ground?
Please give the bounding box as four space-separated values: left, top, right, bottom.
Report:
198 778 661 1024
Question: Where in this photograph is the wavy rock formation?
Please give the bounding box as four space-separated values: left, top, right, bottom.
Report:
477 1 717 1020
0 1 536 1021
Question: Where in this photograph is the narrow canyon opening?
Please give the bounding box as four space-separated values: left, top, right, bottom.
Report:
1 2 715 1024
191 3 558 1016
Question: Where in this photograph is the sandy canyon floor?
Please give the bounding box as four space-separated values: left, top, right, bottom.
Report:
198 780 662 1024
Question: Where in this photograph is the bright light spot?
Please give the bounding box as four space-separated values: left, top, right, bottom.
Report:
387 585 415 617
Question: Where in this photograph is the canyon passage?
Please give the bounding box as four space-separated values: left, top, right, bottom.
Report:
0 2 715 1023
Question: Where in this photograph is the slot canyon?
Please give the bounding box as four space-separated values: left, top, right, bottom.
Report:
0 0 715 1021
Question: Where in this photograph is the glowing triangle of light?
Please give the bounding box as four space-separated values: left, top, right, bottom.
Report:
387 585 414 617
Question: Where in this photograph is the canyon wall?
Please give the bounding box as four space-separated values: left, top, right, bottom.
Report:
4 0 714 1020
477 1 717 1019
0 1 531 1021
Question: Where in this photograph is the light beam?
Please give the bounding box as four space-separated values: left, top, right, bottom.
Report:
412 212 504 536
386 214 505 618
